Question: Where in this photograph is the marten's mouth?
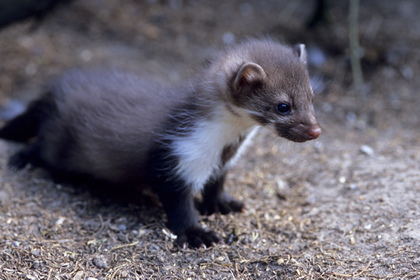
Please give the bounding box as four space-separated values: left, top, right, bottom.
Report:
280 133 311 143
275 123 321 142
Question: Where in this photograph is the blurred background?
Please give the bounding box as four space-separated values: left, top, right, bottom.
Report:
0 0 419 135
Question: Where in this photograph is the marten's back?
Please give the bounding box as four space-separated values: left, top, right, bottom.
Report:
36 68 187 183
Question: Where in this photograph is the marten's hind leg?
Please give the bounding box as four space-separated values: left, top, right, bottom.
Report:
0 93 54 143
197 172 245 216
8 144 42 170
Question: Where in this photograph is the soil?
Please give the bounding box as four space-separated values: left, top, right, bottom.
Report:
0 0 419 279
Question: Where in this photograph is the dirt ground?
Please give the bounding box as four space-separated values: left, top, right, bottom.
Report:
0 0 419 279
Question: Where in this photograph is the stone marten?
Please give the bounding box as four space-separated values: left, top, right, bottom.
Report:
0 39 321 248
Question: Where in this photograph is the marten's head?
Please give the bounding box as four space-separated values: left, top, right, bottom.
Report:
228 40 321 142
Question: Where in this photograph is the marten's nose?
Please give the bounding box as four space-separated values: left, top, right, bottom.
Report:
307 125 321 139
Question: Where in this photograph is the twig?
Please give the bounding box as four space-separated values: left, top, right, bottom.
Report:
328 261 372 277
352 261 372 277
110 240 140 252
95 214 106 236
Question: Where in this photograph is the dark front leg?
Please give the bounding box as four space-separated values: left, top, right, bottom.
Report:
198 172 245 216
148 143 220 248
157 185 220 248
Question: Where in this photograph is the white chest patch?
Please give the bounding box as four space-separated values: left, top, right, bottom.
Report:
170 106 258 193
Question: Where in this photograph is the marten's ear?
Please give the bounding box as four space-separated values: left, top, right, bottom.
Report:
233 62 267 91
293 44 307 64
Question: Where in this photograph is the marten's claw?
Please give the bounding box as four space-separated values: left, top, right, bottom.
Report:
176 227 220 248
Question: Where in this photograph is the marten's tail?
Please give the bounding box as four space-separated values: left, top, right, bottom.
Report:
0 93 54 143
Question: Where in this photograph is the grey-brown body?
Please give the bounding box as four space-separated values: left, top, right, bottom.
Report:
37 69 185 183
0 39 321 247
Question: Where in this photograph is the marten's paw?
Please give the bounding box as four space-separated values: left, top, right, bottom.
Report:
176 227 220 248
8 151 30 170
198 193 245 216
7 145 39 171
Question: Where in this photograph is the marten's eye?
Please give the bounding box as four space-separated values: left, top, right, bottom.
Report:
276 103 291 115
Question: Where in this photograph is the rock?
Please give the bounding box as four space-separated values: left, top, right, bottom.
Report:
72 271 84 280
360 145 375 156
32 260 40 269
92 255 108 269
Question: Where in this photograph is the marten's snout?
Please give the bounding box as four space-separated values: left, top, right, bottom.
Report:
275 121 321 143
307 124 321 140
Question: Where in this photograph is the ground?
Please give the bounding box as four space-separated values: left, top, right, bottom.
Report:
0 0 419 279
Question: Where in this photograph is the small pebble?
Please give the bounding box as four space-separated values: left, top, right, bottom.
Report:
32 260 40 269
118 224 127 231
92 256 108 269
360 145 375 156
349 184 358 190
55 217 66 226
148 244 160 253
276 179 288 190
31 249 40 256
73 271 84 280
